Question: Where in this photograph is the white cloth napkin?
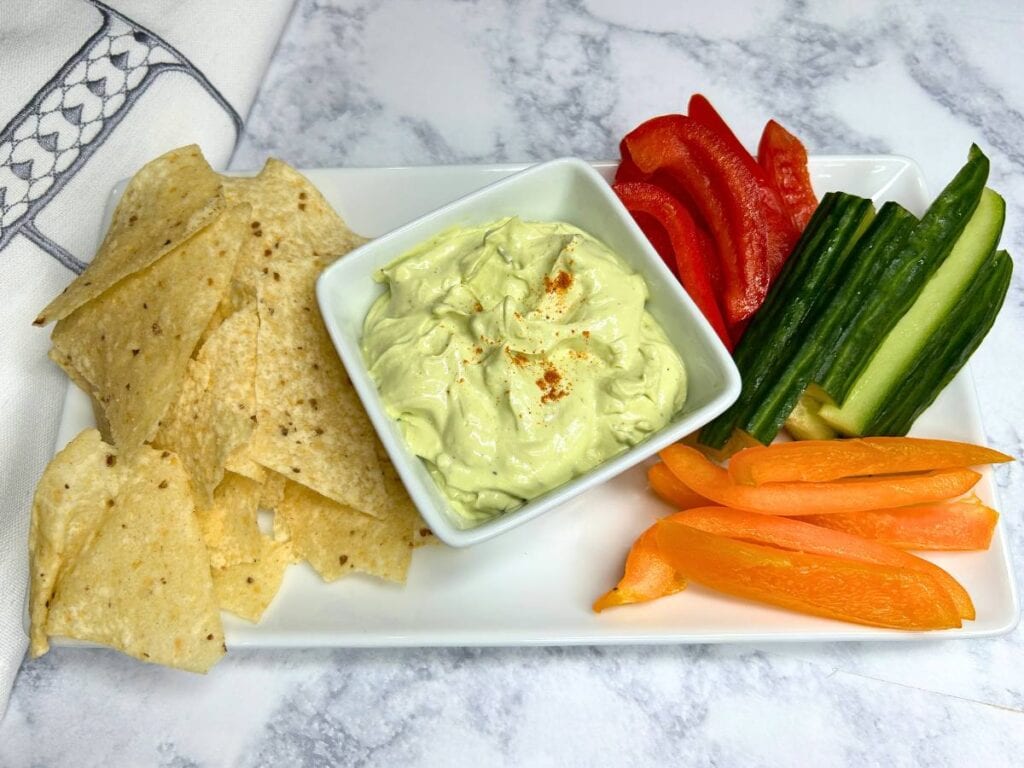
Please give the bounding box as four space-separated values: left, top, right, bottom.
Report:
0 0 294 717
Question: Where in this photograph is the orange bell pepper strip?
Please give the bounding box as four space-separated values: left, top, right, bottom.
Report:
660 444 981 515
669 506 973 619
655 521 962 630
728 437 1012 486
595 506 973 618
647 462 714 510
593 525 687 612
794 495 998 551
682 429 760 463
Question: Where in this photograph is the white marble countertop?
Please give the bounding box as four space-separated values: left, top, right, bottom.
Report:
4 1 1024 765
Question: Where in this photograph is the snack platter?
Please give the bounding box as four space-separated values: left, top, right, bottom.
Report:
45 157 1018 648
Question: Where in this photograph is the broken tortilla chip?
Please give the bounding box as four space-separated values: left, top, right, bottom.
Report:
221 159 367 307
50 204 249 452
35 146 225 325
224 447 267 484
47 350 114 442
43 444 225 672
28 429 124 657
277 481 414 584
375 441 437 548
413 526 438 547
153 302 258 507
197 472 263 569
249 239 387 517
211 536 293 622
258 470 288 514
29 148 440 676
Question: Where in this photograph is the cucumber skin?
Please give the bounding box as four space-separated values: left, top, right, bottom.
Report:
819 186 1006 437
699 193 875 449
812 205 918 382
744 202 916 444
869 250 1012 436
698 193 840 448
818 145 990 404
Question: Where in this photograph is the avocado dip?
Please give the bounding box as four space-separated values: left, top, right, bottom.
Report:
362 217 687 525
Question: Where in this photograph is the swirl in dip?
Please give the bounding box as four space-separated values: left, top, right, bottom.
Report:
362 217 687 524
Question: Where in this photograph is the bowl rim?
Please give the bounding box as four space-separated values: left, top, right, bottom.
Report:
316 156 741 546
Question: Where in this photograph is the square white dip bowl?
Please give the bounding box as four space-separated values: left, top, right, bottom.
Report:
317 157 740 547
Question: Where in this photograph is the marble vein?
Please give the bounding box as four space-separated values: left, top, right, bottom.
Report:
5 0 1024 765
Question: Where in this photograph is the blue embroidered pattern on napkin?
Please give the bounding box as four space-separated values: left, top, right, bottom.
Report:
0 0 242 273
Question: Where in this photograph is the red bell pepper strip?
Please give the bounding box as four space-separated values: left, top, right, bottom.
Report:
689 95 800 280
619 136 724 295
615 139 649 184
691 222 723 305
688 94 750 164
631 211 678 279
727 316 750 346
758 119 818 231
620 138 704 215
614 181 733 349
625 115 771 324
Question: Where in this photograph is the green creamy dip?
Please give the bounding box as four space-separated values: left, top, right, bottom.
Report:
362 217 687 524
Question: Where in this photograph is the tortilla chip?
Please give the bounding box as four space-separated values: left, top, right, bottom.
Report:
277 481 414 584
48 350 115 442
261 471 292 543
248 239 387 517
272 510 290 543
224 447 267 484
412 526 438 547
211 536 293 622
221 159 367 307
374 442 437 547
28 429 124 657
258 470 288 512
35 146 225 325
50 204 249 452
152 303 258 506
197 473 262 569
44 446 225 672
195 292 238 351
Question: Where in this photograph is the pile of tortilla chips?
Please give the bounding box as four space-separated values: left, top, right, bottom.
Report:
29 146 434 673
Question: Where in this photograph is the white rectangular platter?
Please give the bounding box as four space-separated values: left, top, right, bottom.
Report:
52 157 1019 646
